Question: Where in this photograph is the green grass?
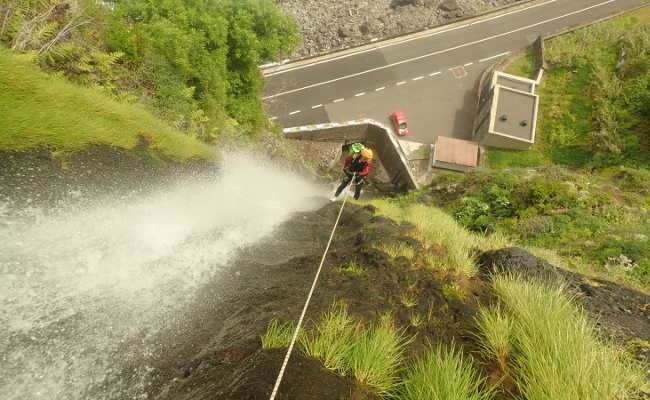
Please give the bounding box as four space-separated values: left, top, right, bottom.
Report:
474 306 514 373
442 283 467 302
300 303 359 374
379 242 416 260
347 319 411 397
340 259 367 277
399 293 418 308
400 343 495 400
408 312 423 328
504 50 537 80
261 318 295 349
0 48 214 161
491 274 648 399
367 200 510 276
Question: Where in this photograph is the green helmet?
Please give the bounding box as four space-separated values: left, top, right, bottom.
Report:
349 142 365 155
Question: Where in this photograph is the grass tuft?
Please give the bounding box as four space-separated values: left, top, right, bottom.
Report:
348 318 411 397
399 292 418 308
492 274 648 399
300 303 359 374
340 259 367 277
261 318 295 349
400 342 495 400
442 283 467 302
474 306 514 373
379 242 416 260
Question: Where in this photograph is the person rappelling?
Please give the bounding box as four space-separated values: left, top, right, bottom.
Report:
331 142 374 201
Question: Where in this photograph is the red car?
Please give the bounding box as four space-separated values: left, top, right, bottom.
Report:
390 111 408 136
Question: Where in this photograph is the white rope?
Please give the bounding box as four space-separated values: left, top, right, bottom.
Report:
268 175 356 400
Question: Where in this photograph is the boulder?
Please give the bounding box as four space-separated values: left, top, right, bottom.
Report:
337 25 356 38
478 247 563 283
438 0 459 11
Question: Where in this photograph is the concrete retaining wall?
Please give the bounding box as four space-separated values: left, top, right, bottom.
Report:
284 120 419 190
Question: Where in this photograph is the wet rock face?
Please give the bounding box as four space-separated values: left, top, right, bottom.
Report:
478 247 563 283
277 0 527 58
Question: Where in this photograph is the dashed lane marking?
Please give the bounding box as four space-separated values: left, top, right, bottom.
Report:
429 71 441 76
396 81 407 86
263 0 617 99
464 62 474 67
311 104 323 109
289 110 301 115
333 98 345 103
355 92 366 96
479 51 511 63
412 76 424 81
375 86 386 91
269 116 278 121
264 0 559 77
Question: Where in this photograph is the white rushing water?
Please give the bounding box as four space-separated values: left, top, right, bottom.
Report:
0 153 326 400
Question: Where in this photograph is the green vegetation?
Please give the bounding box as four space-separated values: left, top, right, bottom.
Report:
300 303 359 373
400 343 494 400
486 274 647 399
504 50 537 80
442 283 466 302
425 169 650 289
0 48 213 160
267 306 412 398
379 242 416 260
1 0 299 146
474 306 513 374
339 259 367 277
399 293 418 308
367 199 510 276
347 319 410 397
491 8 650 169
261 318 295 349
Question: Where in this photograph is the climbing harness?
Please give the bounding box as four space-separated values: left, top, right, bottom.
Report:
268 175 355 400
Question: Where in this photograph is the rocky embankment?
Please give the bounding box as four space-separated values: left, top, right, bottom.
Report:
278 0 527 57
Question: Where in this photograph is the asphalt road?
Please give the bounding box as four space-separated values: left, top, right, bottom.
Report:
263 0 650 144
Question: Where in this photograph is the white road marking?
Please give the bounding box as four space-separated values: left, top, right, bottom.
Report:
355 92 366 96
333 98 345 103
263 0 617 100
311 104 323 109
429 71 441 76
289 110 301 115
396 81 407 86
375 86 386 91
269 116 278 120
264 0 560 77
464 62 474 67
479 51 511 63
412 76 424 81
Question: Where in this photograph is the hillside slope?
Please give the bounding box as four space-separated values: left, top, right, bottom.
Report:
0 49 214 162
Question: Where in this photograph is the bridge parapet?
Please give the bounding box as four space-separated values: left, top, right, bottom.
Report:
284 120 419 190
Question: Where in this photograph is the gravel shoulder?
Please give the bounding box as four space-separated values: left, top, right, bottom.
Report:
278 0 527 58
